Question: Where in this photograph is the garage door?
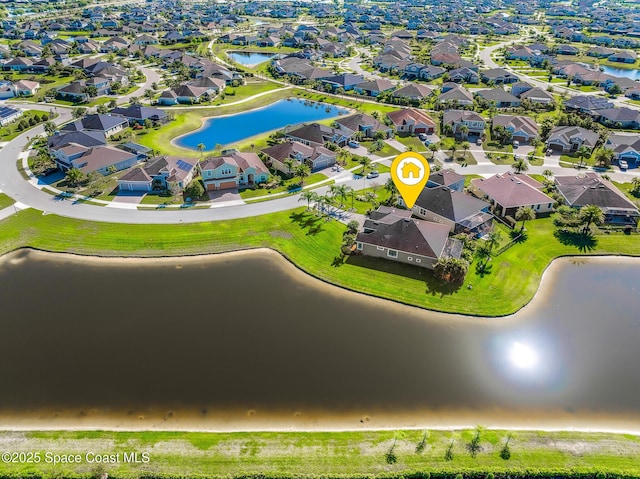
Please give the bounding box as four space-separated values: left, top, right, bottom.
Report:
414 127 427 134
218 181 237 190
206 183 217 191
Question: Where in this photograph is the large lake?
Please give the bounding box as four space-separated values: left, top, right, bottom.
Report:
1 250 639 432
175 99 347 151
601 65 640 81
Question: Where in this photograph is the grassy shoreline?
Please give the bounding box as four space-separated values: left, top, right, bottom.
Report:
0 208 639 317
0 429 639 477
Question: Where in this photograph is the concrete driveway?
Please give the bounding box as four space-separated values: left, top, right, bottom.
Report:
207 189 243 204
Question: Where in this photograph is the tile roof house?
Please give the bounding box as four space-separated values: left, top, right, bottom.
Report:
442 110 486 137
546 126 600 153
554 172 639 226
200 151 269 191
386 108 436 135
335 113 394 139
470 172 556 218
437 85 474 106
60 114 128 137
519 87 555 104
352 78 396 97
355 206 463 270
595 107 640 129
261 140 336 173
391 83 435 102
475 88 521 108
426 169 465 192
58 145 140 175
605 133 640 165
117 156 198 192
110 105 168 125
480 68 519 84
492 115 539 143
410 186 494 237
564 95 614 114
285 123 350 148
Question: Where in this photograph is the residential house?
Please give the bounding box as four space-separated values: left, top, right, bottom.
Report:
60 114 128 137
511 82 533 97
391 83 435 103
158 84 214 105
261 140 336 173
442 110 486 137
117 156 198 192
334 113 393 139
492 115 539 144
200 151 269 191
595 107 640 129
55 145 140 175
564 95 613 114
111 105 168 126
426 169 465 192
353 78 396 97
546 126 600 153
355 206 462 270
556 44 579 55
475 88 521 108
554 173 639 226
519 87 555 104
470 172 556 218
0 106 22 126
481 68 519 84
437 85 474 107
448 67 479 84
605 133 640 165
320 73 365 91
386 108 436 135
410 186 494 237
608 50 637 64
285 123 350 148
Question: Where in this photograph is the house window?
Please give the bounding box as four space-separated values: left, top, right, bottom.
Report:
357 242 363 250
548 203 553 208
387 249 398 258
415 258 422 263
536 204 540 210
376 246 385 251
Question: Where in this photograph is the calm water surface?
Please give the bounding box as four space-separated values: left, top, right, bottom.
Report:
228 51 275 65
0 250 639 431
601 65 640 81
175 98 347 151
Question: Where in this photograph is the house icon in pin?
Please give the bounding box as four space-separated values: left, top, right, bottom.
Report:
401 161 421 179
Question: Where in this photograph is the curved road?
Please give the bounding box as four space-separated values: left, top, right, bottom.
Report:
1 47 639 225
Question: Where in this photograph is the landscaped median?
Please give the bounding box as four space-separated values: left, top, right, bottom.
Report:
1 209 639 317
0 429 639 478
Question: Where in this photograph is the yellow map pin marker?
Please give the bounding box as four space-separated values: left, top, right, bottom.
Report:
390 151 431 209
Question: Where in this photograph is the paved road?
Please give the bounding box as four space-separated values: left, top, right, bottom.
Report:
118 66 162 105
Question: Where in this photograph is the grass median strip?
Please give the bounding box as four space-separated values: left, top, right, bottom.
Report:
0 429 639 477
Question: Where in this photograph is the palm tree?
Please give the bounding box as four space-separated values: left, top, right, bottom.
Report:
330 184 351 209
576 145 591 169
542 169 554 179
196 143 205 159
65 167 84 187
461 141 470 160
515 206 536 231
579 204 604 233
595 148 614 168
458 125 469 140
512 157 528 173
385 177 399 204
358 155 372 176
293 163 311 185
299 190 318 211
486 230 502 254
450 144 457 161
428 143 439 160
475 243 492 266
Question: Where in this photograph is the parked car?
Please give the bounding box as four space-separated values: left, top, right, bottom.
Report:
366 171 379 179
619 160 629 170
546 148 553 156
423 139 431 146
348 140 360 148
513 140 520 148
418 133 427 141
476 138 482 146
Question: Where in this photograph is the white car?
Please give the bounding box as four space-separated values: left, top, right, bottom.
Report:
619 160 629 170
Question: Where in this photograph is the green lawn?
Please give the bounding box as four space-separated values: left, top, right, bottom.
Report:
0 193 15 209
395 135 428 152
612 181 640 203
1 429 639 478
239 172 328 199
2 205 638 317
0 110 53 141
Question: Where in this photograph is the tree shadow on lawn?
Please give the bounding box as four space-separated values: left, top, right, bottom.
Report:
289 210 325 236
554 229 598 252
346 254 463 297
475 261 493 277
